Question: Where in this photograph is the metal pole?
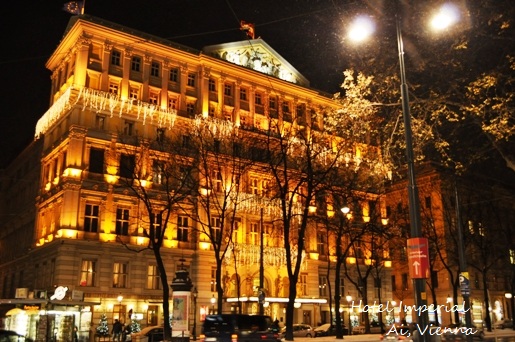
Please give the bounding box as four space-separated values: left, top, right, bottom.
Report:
259 207 264 315
454 181 473 342
396 18 428 341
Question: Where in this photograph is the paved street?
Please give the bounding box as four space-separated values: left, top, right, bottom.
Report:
288 329 515 342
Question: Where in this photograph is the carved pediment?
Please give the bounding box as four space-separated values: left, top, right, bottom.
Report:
203 39 309 87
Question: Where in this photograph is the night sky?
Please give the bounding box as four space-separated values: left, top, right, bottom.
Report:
1 0 362 167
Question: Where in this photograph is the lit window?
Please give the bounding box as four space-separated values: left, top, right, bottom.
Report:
115 208 130 235
318 275 327 297
131 56 141 72
299 273 308 296
248 222 259 245
151 61 160 77
109 82 119 95
84 204 99 232
147 265 161 290
152 160 165 184
80 259 96 286
113 262 128 288
149 92 159 105
111 50 121 66
129 87 139 100
210 267 217 292
168 97 177 110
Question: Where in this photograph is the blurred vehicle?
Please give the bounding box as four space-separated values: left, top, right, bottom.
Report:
0 330 30 342
441 323 484 340
200 314 281 342
281 324 313 338
131 326 164 342
493 319 513 329
313 323 348 337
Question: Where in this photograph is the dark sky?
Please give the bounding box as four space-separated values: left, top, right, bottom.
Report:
0 0 359 167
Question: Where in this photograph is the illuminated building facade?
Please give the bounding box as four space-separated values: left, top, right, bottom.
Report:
0 14 395 341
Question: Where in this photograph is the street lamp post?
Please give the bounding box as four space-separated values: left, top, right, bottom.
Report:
346 294 353 335
192 287 198 340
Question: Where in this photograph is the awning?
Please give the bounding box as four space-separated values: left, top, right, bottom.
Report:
6 308 25 316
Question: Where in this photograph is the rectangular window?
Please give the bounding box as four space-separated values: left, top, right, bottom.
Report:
116 208 130 235
177 216 189 242
80 260 96 286
119 154 135 179
95 115 105 130
84 204 99 232
89 148 105 174
109 82 119 95
249 178 259 195
402 273 409 290
210 170 223 192
210 217 222 242
111 50 121 66
282 101 290 113
317 232 326 255
340 277 345 297
131 56 141 72
156 128 166 142
187 73 196 87
318 275 327 297
152 160 165 185
129 87 139 100
248 222 259 245
150 61 160 77
240 88 247 101
113 262 128 288
209 79 216 92
255 93 262 105
170 68 179 82
168 97 177 110
210 267 216 292
147 265 161 290
123 121 134 136
299 273 308 296
391 275 397 291
269 97 276 109
224 84 232 96
149 92 159 105
425 196 431 209
186 103 195 116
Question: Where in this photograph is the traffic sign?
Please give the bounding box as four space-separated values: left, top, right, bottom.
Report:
459 272 470 296
407 238 430 279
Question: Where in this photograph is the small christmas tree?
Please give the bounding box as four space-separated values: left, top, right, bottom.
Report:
96 313 109 336
130 319 141 333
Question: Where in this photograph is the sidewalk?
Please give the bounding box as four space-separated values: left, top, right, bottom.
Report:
292 329 515 342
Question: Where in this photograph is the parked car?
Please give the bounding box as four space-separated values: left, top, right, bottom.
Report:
493 319 513 329
131 326 164 342
281 324 313 338
314 323 348 337
0 330 29 342
200 314 281 342
441 323 484 340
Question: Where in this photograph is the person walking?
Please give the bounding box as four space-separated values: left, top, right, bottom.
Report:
112 319 123 342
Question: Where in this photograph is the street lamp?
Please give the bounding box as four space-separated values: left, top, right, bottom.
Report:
347 5 461 340
192 287 198 340
210 294 216 314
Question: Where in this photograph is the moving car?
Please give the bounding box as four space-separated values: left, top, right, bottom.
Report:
131 326 164 342
200 314 281 342
313 323 348 336
0 330 29 342
281 324 314 338
493 319 513 329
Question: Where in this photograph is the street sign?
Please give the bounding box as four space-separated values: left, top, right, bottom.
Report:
459 272 470 296
407 238 430 279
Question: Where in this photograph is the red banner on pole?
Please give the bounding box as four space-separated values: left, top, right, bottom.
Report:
407 237 430 279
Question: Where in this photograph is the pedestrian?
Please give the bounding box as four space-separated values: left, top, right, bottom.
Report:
112 319 123 342
122 323 131 342
73 326 79 342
